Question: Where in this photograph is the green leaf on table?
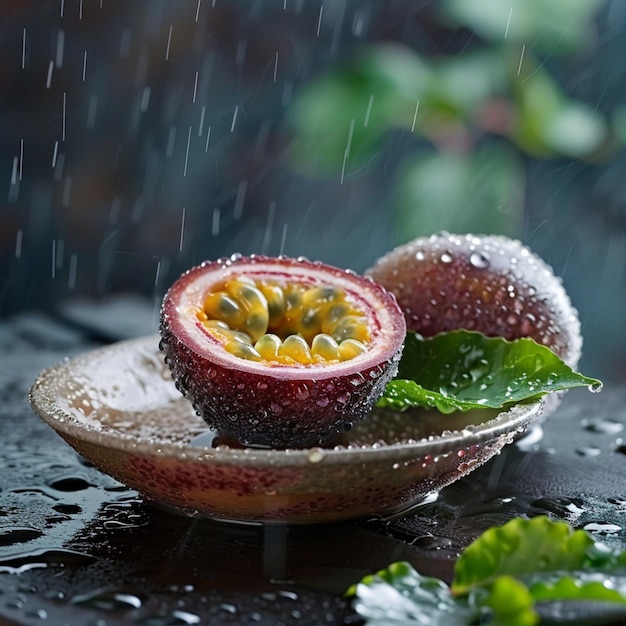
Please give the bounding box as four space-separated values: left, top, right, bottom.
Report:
378 330 601 413
530 574 626 606
480 575 539 626
347 561 473 625
349 517 626 626
452 516 595 595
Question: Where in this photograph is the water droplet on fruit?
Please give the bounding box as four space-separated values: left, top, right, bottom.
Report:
336 392 350 405
294 384 310 400
469 252 490 268
506 314 519 326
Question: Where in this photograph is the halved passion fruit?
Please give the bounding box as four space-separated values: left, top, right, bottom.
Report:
160 255 406 448
366 233 582 369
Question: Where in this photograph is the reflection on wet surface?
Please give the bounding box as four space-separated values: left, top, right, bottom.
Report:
2 315 626 624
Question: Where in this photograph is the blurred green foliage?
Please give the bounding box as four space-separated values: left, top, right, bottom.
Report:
286 0 612 240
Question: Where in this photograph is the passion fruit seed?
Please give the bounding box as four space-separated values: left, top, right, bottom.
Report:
338 338 367 360
254 333 282 359
311 334 341 360
258 283 285 326
198 278 370 365
278 334 313 364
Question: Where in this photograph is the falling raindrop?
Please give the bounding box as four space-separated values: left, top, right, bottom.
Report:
21 28 27 69
212 208 220 236
230 105 239 132
15 230 23 259
165 25 173 60
46 60 54 89
56 29 65 68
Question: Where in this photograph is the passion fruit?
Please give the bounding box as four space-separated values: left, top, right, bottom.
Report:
366 233 582 369
159 255 406 448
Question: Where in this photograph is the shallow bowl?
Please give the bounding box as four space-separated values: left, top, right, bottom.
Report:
29 336 543 524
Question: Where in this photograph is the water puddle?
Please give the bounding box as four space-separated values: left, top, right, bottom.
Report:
135 610 202 625
581 417 624 435
0 547 97 573
575 445 602 458
0 527 43 547
531 497 587 521
70 588 144 611
582 522 623 535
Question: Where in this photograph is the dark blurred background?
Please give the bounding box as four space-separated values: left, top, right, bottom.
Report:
1 0 625 384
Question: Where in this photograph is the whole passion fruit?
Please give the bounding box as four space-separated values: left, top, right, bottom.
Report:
366 233 582 369
160 255 406 448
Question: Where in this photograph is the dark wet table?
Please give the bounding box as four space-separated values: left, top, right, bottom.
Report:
1 303 626 625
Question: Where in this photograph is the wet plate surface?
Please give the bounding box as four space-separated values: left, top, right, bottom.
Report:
29 335 543 524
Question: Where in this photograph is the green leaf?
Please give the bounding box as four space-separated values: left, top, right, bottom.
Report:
421 51 508 121
378 330 601 413
480 575 539 626
527 573 626 624
348 561 474 625
394 145 523 240
349 518 626 626
452 516 595 596
441 0 603 54
512 54 608 159
286 44 429 174
530 574 626 606
612 104 626 144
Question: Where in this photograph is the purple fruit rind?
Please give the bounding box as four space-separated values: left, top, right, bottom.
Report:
366 233 582 369
160 255 406 448
160 329 401 447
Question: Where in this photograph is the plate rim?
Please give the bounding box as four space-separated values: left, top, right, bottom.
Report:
29 335 545 467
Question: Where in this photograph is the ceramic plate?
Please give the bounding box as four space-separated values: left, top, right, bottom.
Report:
29 336 543 524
